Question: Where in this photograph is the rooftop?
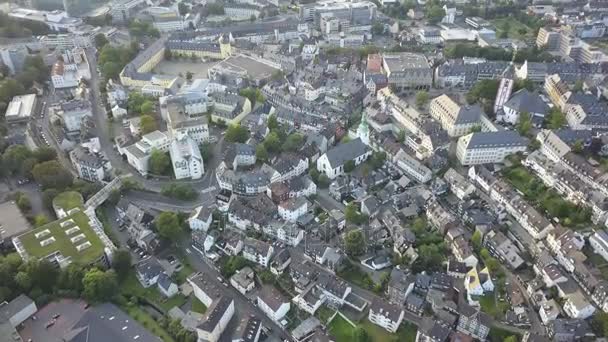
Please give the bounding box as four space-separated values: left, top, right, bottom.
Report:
0 201 31 241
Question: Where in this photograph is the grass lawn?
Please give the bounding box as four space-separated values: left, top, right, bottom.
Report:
479 293 509 319
121 273 187 313
328 314 357 342
488 326 519 342
191 297 207 314
395 322 418 342
53 191 84 211
120 302 175 342
360 319 399 342
491 18 532 40
172 263 195 284
17 208 105 264
315 304 335 324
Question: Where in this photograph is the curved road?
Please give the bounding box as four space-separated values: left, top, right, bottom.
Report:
85 48 223 193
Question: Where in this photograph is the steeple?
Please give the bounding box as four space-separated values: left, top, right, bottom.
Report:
357 112 370 146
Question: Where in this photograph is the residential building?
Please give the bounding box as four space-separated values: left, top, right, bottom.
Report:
69 146 111 182
548 319 595 341
188 206 213 232
58 99 92 132
230 267 255 295
590 230 608 262
443 168 475 199
502 89 550 126
368 298 404 333
257 286 290 324
457 306 491 341
563 291 596 319
387 268 414 304
135 256 163 288
5 94 36 123
169 134 204 180
278 197 309 222
429 95 483 137
316 138 372 179
456 131 528 165
120 130 170 176
242 238 274 267
394 150 432 183
483 230 524 269
158 273 178 298
196 297 235 342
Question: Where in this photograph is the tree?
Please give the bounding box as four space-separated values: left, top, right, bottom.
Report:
2 145 32 175
318 175 330 188
161 183 198 200
344 160 356 173
186 71 193 81
178 2 189 16
57 263 85 295
283 133 304 152
149 149 171 175
471 230 482 251
592 311 608 337
467 79 500 104
34 214 50 227
200 144 213 162
344 230 366 257
371 22 384 36
425 5 445 24
546 108 567 129
82 268 118 302
263 131 282 153
415 91 429 109
503 336 518 342
369 152 386 169
516 112 532 136
140 100 154 115
34 147 57 163
111 249 132 281
573 140 584 153
15 193 31 212
256 144 268 162
32 160 73 190
139 114 157 134
94 33 109 49
345 202 367 225
155 212 183 241
225 124 249 143
354 328 371 342
15 272 31 292
267 115 279 131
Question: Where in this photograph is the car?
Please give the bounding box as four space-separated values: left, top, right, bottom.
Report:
84 303 91 309
167 255 176 264
217 276 223 282
52 314 60 319
45 320 55 329
138 251 145 257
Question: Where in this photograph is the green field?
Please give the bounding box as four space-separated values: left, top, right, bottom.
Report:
491 18 533 40
328 314 412 342
328 315 356 342
121 273 187 313
53 191 84 211
120 302 176 342
17 208 105 264
191 297 207 314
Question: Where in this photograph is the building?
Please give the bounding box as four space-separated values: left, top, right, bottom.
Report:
242 238 274 267
419 27 442 44
457 306 491 341
502 89 549 126
110 0 146 23
368 298 404 333
135 256 163 288
57 99 92 132
483 230 524 269
169 134 204 180
394 150 432 183
5 94 36 123
196 297 235 342
0 47 27 75
456 131 528 165
257 286 290 324
51 48 90 90
563 292 596 319
69 146 111 182
382 53 432 90
278 197 309 222
590 230 608 262
0 294 37 339
429 95 483 137
0 201 31 247
188 206 213 232
230 267 255 295
316 138 372 179
120 130 170 176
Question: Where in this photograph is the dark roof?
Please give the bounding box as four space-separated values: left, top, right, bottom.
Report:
370 297 403 322
0 294 34 323
455 104 483 125
503 89 549 115
135 257 163 282
198 297 233 332
157 273 174 292
242 317 262 342
64 303 162 342
324 138 370 169
464 131 528 149
257 286 288 311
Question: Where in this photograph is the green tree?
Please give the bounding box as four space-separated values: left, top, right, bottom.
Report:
225 124 249 143
471 230 482 251
34 147 57 163
82 268 118 302
139 114 157 134
573 140 584 153
2 145 32 175
371 22 384 35
94 33 109 49
344 160 356 173
34 214 50 227
155 212 183 241
140 100 154 115
546 108 567 129
15 193 31 212
345 202 367 225
318 174 330 188
111 249 132 281
283 133 304 152
425 5 445 24
369 152 386 169
267 115 279 131
161 183 198 200
200 144 213 162
14 272 31 292
186 71 193 81
32 160 73 190
415 90 429 108
256 144 269 162
592 311 608 337
344 230 366 257
516 112 532 136
354 328 371 342
149 149 171 175
263 131 282 153
503 336 518 342
178 2 189 16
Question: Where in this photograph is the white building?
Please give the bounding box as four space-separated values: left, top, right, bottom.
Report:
590 230 608 262
317 138 371 179
368 298 404 333
456 131 528 165
169 134 204 180
69 146 110 182
242 238 274 268
429 95 483 137
278 198 309 222
229 267 255 295
394 150 432 183
196 297 235 342
188 206 213 232
5 94 36 123
257 286 290 324
51 48 90 89
563 292 596 319
121 130 170 176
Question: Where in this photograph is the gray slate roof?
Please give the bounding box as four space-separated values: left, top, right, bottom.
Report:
465 131 528 149
324 138 370 169
504 89 549 115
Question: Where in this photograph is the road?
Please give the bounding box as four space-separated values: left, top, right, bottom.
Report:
125 189 217 212
83 48 224 193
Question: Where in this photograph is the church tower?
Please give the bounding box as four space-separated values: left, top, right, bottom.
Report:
357 112 370 146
